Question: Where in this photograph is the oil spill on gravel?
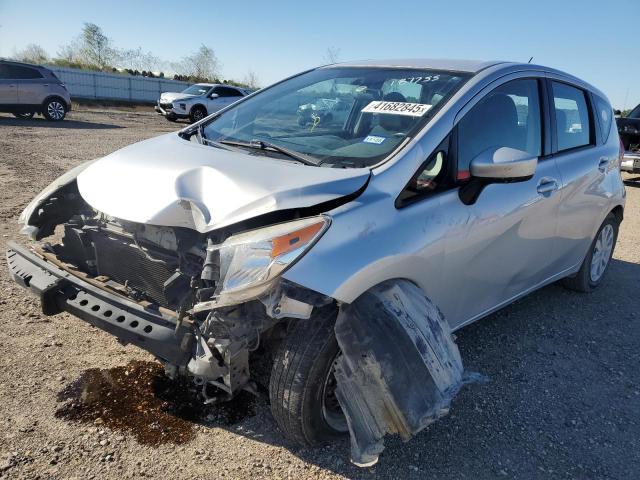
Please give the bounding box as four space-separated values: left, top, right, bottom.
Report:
55 360 255 446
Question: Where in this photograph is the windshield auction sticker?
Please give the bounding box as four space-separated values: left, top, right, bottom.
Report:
362 101 432 117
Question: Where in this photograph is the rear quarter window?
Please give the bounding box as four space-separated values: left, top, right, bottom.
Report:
593 94 613 143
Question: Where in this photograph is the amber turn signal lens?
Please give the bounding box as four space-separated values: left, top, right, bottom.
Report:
271 221 325 258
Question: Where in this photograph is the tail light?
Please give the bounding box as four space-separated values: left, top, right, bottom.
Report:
619 136 625 162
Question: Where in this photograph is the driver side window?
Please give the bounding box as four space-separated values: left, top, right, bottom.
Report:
457 79 542 181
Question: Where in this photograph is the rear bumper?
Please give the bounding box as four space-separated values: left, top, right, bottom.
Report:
6 241 193 366
621 152 640 173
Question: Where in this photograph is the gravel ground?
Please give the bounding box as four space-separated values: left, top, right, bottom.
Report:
0 109 639 480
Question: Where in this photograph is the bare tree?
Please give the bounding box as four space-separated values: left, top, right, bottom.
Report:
174 45 220 81
242 70 260 89
324 46 341 64
118 47 163 72
56 41 81 63
78 22 117 68
12 44 49 64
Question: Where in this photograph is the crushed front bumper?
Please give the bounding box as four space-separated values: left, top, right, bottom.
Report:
6 241 193 366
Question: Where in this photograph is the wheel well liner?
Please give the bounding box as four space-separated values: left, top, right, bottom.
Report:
333 279 477 466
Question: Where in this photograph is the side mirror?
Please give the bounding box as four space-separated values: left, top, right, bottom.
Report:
470 146 537 180
459 147 537 205
209 93 219 99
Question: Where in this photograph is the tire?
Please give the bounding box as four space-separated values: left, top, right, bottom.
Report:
13 112 34 119
189 105 207 123
42 98 66 121
269 306 348 446
562 213 619 292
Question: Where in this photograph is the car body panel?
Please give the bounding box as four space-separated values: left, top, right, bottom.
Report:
76 133 371 232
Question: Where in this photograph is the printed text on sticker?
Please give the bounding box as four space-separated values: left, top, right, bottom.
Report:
362 101 432 117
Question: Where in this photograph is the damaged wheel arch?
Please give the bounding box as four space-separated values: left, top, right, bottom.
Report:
333 279 472 467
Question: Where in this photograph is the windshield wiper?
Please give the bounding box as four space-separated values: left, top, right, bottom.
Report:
218 138 320 166
195 125 239 151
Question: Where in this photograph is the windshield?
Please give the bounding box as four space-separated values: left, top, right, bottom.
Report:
629 104 640 119
202 67 470 167
182 84 211 96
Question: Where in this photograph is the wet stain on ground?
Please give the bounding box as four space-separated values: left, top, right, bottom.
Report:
55 360 256 446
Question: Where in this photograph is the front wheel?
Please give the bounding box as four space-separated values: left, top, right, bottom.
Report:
562 213 619 292
189 106 207 123
13 112 34 119
269 307 348 445
43 98 66 121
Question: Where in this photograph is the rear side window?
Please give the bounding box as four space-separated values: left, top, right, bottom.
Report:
551 82 591 152
5 65 43 79
593 95 613 143
457 78 542 180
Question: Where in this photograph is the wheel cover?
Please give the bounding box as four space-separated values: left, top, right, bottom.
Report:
590 224 614 282
47 101 65 120
321 355 348 433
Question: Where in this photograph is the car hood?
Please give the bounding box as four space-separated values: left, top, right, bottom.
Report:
76 133 370 233
160 92 197 103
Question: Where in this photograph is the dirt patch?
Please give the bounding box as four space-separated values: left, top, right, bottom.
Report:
55 360 255 446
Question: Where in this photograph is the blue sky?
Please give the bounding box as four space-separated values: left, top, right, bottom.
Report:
1 0 638 108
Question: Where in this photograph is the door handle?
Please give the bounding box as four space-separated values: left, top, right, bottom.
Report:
537 177 559 194
598 157 609 172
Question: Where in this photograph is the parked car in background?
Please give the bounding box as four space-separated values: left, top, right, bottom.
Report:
156 83 248 123
616 103 640 174
8 59 625 467
0 60 71 121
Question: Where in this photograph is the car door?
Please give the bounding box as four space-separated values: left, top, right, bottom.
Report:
207 86 243 112
0 64 19 105
545 78 614 271
440 77 564 328
14 65 47 106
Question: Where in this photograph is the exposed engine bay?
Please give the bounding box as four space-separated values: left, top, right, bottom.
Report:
25 180 332 403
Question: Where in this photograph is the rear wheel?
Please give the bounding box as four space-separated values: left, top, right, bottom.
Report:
13 112 34 119
562 213 619 292
189 105 207 123
269 307 348 445
43 98 66 121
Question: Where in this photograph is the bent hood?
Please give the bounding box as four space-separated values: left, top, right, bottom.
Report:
77 133 370 233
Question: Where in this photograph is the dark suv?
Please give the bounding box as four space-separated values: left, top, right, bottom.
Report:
617 104 640 173
0 60 72 121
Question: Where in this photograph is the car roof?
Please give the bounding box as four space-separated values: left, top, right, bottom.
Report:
326 58 507 73
0 58 46 69
195 83 244 89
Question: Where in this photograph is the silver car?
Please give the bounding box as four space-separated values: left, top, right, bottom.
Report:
0 60 71 121
7 59 625 466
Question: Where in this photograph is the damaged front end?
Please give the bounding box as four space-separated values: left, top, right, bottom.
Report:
8 170 474 467
10 175 332 402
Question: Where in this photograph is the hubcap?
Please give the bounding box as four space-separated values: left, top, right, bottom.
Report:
590 224 614 282
47 101 65 120
193 109 205 121
321 356 348 433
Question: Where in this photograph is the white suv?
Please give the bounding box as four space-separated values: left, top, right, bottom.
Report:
155 83 248 123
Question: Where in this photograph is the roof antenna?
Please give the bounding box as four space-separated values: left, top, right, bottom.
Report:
528 56 534 64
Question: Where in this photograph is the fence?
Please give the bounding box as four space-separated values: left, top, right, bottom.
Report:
46 66 191 103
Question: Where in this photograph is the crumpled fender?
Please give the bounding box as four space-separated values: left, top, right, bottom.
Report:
333 280 469 467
